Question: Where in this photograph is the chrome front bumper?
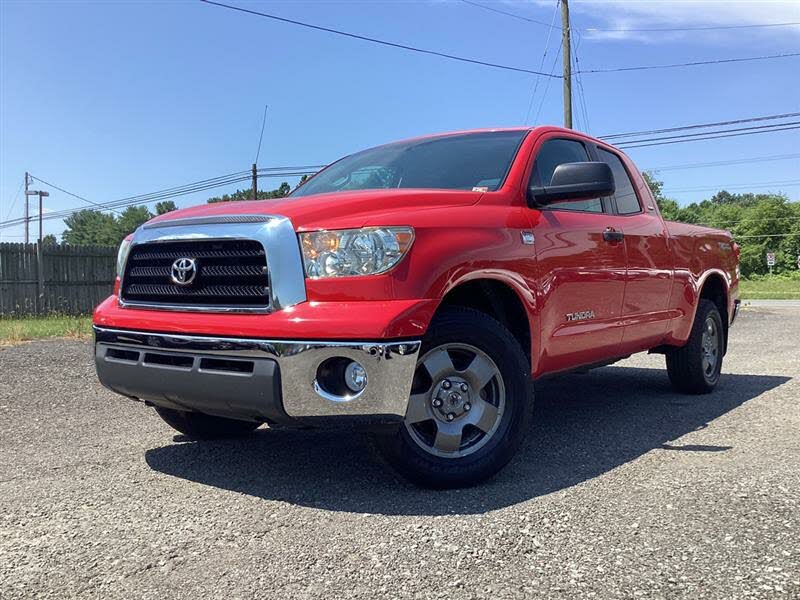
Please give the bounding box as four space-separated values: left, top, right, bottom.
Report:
94 327 421 424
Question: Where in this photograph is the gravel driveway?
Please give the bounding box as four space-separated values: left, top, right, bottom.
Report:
1 306 798 599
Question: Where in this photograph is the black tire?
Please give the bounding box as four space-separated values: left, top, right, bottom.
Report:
154 406 261 440
372 307 533 489
666 299 724 394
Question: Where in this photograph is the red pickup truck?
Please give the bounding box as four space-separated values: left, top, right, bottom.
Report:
94 127 740 488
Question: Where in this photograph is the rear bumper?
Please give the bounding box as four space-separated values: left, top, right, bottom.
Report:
94 327 421 425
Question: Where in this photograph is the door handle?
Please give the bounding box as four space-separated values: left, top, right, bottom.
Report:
603 227 624 243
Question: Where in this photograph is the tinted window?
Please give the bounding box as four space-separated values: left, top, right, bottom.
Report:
598 148 641 215
292 131 527 197
530 138 603 213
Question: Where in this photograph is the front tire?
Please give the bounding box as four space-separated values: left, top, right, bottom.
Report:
373 307 533 488
666 299 725 394
154 407 262 440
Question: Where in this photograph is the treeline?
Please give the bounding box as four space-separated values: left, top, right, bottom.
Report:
61 201 179 246
644 173 799 277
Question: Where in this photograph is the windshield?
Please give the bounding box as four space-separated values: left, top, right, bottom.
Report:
292 130 528 197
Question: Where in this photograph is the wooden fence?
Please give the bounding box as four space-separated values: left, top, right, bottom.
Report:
0 243 117 316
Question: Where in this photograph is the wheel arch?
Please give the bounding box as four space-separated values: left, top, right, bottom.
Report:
435 276 534 370
697 271 730 354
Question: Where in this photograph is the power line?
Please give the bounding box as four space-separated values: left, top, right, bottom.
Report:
533 37 563 124
459 0 800 33
0 167 319 230
4 179 25 220
258 164 325 172
578 52 800 74
664 180 800 193
572 28 591 133
617 124 800 149
522 0 561 124
460 0 559 29
199 0 560 78
614 121 800 146
0 172 252 229
601 112 800 141
30 176 124 216
646 154 800 172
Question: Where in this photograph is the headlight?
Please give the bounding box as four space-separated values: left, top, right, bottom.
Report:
300 227 414 278
116 236 133 277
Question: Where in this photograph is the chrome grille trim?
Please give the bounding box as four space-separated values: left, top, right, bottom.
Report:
118 215 306 314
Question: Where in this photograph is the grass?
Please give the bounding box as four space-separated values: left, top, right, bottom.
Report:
739 277 800 300
0 315 93 345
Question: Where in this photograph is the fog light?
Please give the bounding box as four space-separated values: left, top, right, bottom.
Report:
344 361 367 392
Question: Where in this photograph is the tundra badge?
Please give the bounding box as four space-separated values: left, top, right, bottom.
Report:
566 310 595 322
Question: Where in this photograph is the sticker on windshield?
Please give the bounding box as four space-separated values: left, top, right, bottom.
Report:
472 186 489 193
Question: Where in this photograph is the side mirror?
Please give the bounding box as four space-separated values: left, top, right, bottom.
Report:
528 162 615 207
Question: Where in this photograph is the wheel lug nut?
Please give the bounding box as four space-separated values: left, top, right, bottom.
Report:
442 380 451 390
432 398 442 408
446 413 455 421
464 403 471 411
460 383 468 392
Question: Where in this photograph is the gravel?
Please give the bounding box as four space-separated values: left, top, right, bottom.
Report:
1 305 798 599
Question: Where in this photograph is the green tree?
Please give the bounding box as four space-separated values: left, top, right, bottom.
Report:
41 234 58 246
643 171 680 220
115 206 153 240
155 200 178 215
207 181 292 204
62 205 153 247
727 194 793 276
62 210 119 246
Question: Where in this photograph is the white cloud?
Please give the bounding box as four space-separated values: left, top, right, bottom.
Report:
531 0 800 42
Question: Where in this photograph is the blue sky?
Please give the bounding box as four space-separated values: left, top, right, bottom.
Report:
1 0 799 241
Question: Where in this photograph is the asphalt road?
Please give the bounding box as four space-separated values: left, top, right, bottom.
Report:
1 305 798 599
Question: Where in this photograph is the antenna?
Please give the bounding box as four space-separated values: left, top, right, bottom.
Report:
253 104 269 199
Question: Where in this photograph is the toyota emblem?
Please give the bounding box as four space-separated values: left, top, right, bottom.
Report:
170 257 198 286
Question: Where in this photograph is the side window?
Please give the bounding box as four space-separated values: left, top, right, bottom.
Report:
530 138 603 213
598 148 641 215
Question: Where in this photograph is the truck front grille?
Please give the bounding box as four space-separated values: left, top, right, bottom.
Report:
120 240 270 309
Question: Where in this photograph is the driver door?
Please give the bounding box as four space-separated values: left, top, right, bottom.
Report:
527 137 628 375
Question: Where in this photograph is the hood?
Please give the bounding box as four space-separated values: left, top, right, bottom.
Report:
144 188 482 231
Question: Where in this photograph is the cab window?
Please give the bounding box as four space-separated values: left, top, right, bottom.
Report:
597 148 641 215
530 138 604 213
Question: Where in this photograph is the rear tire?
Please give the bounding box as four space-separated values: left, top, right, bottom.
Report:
154 406 261 440
666 299 724 394
372 307 533 489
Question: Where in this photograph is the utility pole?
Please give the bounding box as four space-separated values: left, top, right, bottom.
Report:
37 191 49 244
25 174 41 245
24 172 30 244
561 0 573 129
252 163 258 200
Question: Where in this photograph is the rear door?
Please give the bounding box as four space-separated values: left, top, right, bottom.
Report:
593 146 674 351
527 136 628 374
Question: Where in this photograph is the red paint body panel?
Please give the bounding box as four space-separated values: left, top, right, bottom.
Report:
94 126 739 379
94 295 437 340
